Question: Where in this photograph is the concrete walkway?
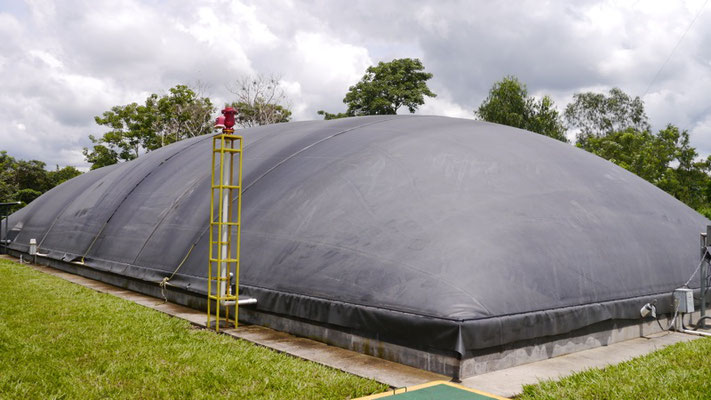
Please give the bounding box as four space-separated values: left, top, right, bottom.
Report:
4 255 702 398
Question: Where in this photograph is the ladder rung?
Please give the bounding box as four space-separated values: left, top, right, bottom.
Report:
209 258 240 263
213 148 242 153
211 185 241 189
210 222 240 227
208 294 238 300
213 134 242 140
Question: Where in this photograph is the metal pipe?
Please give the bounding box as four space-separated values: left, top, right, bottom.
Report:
702 227 711 328
219 143 230 299
700 261 706 328
679 328 711 337
1 202 21 255
223 298 258 306
2 214 6 255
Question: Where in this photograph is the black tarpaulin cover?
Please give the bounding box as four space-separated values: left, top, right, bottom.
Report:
4 116 707 356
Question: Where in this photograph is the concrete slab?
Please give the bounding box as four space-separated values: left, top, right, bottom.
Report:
460 331 699 398
3 255 444 388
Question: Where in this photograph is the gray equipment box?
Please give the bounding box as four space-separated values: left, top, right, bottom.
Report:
674 288 694 313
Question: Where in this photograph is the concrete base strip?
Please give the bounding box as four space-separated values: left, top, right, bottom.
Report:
5 256 444 388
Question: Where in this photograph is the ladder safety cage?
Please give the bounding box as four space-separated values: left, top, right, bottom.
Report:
207 133 244 332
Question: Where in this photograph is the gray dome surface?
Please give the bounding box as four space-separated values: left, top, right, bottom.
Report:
5 115 707 355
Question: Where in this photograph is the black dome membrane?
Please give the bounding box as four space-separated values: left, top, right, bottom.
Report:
5 115 707 355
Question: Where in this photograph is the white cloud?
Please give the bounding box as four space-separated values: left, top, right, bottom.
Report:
417 86 473 119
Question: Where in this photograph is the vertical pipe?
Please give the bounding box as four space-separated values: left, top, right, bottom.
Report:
235 138 243 327
219 138 230 300
2 213 6 255
227 140 235 327
701 228 710 328
207 137 216 330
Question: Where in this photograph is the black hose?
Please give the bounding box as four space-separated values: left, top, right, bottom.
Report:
692 315 711 330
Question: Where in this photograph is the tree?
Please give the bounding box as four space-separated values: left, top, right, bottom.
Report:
84 102 149 166
48 165 82 187
584 124 711 212
565 88 650 147
0 151 83 206
227 75 292 128
14 188 43 205
319 58 436 118
154 85 215 146
316 110 350 120
475 76 567 142
83 85 215 170
15 160 50 194
83 143 119 170
0 151 17 202
583 127 675 185
655 126 711 210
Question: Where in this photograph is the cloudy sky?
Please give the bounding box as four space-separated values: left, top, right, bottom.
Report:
1 0 710 169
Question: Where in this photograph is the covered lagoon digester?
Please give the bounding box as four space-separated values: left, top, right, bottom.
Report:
3 116 707 378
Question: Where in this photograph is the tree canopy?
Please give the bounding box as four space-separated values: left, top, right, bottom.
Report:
0 151 81 206
583 124 711 212
476 76 567 142
227 74 292 128
564 87 650 147
565 87 711 216
83 85 214 170
319 58 436 118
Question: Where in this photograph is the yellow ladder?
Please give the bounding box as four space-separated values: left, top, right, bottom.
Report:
207 132 243 332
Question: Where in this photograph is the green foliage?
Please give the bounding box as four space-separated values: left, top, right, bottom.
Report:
476 76 568 142
519 337 711 399
0 259 387 399
14 188 43 204
565 87 650 146
316 110 351 120
154 85 215 145
655 126 711 210
582 127 674 184
697 206 711 220
14 159 50 194
0 151 18 202
570 88 711 214
83 142 118 170
83 84 214 170
230 101 292 127
228 75 292 128
0 151 82 207
582 125 711 210
47 165 82 187
320 58 436 119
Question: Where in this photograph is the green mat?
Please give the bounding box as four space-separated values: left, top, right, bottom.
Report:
373 382 503 399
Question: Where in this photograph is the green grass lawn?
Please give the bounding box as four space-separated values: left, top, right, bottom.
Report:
0 258 387 399
517 332 711 399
